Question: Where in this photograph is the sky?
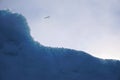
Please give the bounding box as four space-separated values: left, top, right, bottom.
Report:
0 0 120 59
0 10 120 80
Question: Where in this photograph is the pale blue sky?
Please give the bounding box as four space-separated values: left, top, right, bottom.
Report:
0 0 120 59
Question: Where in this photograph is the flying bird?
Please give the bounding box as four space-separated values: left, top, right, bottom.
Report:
44 16 50 19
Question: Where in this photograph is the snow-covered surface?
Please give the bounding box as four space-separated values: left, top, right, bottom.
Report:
0 10 120 80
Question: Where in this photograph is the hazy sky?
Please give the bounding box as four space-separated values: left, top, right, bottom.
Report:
0 0 120 59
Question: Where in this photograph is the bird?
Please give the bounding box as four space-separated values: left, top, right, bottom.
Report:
44 16 50 19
